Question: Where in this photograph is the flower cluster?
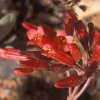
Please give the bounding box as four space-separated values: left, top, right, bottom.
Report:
0 12 100 91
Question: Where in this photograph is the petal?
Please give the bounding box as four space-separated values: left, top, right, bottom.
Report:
89 45 100 64
64 44 69 52
64 12 78 35
53 36 66 50
68 44 82 61
65 36 74 44
37 26 45 35
42 44 75 66
42 25 57 40
26 50 51 60
54 75 84 88
85 62 98 77
75 20 88 41
14 67 34 76
22 21 37 30
27 35 52 48
94 32 100 45
0 48 30 61
45 64 67 73
27 29 38 40
20 59 49 69
88 22 95 47
57 30 67 37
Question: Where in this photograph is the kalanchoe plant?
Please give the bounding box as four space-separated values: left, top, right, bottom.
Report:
0 11 100 100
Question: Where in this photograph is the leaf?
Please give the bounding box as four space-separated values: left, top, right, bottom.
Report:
54 75 84 88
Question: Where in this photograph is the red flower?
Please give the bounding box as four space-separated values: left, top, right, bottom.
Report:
0 11 99 90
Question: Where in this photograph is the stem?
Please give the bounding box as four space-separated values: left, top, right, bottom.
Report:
66 71 72 96
71 85 80 97
66 71 72 100
71 67 81 98
74 77 92 100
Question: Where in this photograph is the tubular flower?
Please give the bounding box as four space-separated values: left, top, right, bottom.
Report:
0 11 99 91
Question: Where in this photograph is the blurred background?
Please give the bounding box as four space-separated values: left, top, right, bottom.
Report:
0 0 100 100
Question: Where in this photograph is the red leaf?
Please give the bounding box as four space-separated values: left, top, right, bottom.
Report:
54 75 84 88
14 67 34 76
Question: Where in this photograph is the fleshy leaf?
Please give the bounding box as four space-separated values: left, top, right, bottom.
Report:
54 75 84 88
